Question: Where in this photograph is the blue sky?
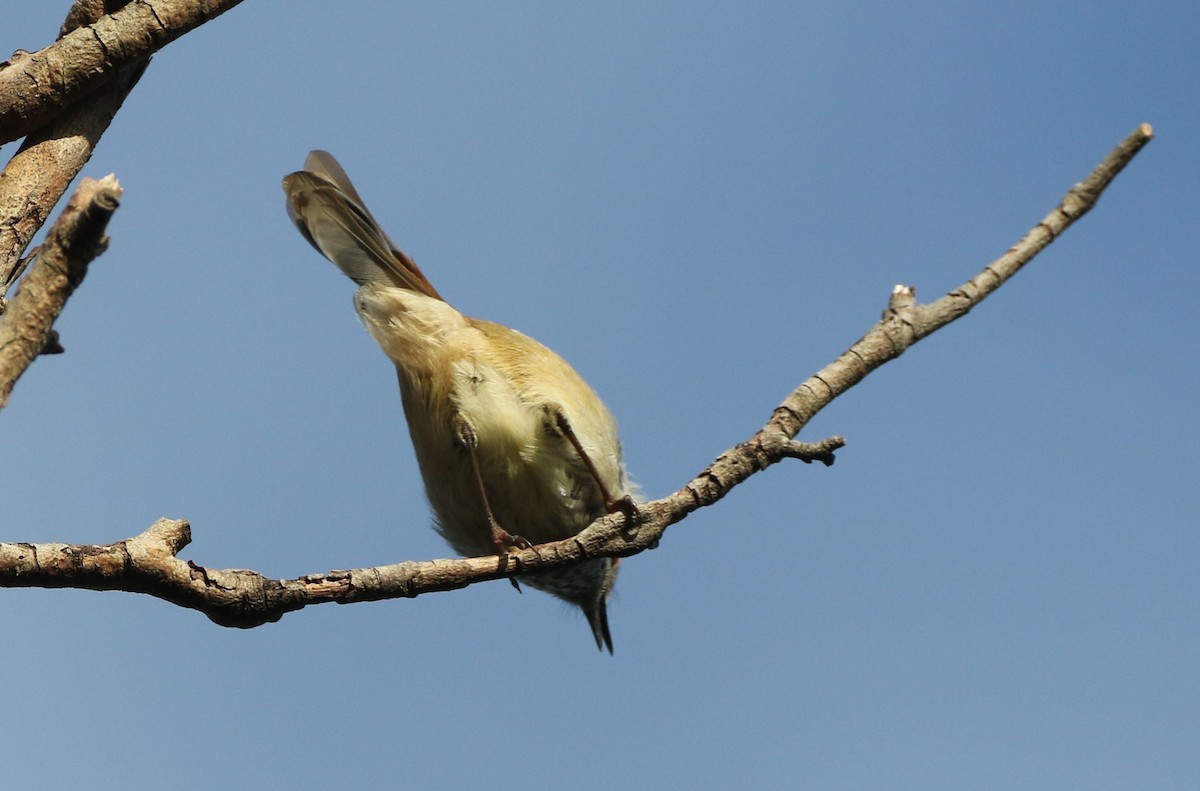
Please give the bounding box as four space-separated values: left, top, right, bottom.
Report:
4 2 1197 788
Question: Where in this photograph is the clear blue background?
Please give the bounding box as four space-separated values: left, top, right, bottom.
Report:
5 2 1196 788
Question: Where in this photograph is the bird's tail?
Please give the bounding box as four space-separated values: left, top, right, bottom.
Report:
283 150 443 300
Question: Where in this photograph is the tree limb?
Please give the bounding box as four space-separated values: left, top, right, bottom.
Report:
0 0 244 288
0 0 245 147
0 1 147 291
0 175 122 408
0 125 1153 627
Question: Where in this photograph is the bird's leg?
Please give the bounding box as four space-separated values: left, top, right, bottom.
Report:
453 415 531 584
546 406 639 526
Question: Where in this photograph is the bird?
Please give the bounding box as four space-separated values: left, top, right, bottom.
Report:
282 151 635 652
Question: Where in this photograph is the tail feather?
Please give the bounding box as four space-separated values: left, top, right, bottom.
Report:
283 151 443 300
585 599 614 654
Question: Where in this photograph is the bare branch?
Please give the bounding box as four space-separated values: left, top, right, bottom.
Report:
0 126 1153 625
0 517 649 628
0 0 246 146
912 122 1155 338
0 175 121 408
0 1 226 285
0 61 145 290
